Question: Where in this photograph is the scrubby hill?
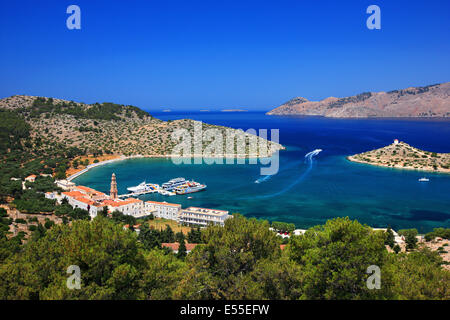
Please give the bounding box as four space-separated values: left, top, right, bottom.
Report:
0 95 283 157
348 141 450 173
267 83 450 118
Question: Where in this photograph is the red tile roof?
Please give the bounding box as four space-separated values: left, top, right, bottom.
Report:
62 191 85 198
146 200 181 207
102 198 142 207
162 242 198 251
73 196 95 205
75 186 106 197
75 185 97 193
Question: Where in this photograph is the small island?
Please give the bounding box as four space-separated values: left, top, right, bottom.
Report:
348 140 450 174
220 109 248 112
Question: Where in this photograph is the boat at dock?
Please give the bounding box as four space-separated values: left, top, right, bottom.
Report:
174 181 207 195
127 181 159 193
161 177 187 191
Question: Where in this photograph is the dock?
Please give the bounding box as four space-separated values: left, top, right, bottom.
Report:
117 189 157 198
118 188 175 198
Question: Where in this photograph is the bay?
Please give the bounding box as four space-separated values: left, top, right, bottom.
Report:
73 112 450 233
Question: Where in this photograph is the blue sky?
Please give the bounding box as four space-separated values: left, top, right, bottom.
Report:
0 0 449 111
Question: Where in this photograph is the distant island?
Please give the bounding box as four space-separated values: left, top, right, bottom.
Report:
221 109 248 112
348 140 450 173
267 82 450 118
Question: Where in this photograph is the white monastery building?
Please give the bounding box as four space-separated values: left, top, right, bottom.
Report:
47 173 231 224
145 201 181 221
179 207 231 227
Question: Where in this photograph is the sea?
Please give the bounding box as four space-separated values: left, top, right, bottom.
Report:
73 112 450 233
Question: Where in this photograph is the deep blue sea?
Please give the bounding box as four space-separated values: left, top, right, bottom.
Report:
74 112 450 233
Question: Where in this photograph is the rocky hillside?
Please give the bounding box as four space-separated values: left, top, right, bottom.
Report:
0 95 283 157
348 141 450 173
267 83 450 118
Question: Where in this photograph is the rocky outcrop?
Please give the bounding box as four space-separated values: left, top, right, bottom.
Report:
348 141 450 173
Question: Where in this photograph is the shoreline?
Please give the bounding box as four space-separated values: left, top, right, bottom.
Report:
346 155 450 175
66 152 282 181
266 113 450 120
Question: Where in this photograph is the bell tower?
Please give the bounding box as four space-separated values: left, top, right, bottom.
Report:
110 173 118 199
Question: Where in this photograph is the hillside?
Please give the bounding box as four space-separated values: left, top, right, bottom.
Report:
0 95 283 157
348 141 450 173
267 83 450 118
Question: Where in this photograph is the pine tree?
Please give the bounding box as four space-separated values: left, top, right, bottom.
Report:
385 227 395 248
177 240 187 260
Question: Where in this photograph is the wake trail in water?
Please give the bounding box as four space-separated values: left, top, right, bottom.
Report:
254 157 306 184
254 175 272 184
248 149 322 199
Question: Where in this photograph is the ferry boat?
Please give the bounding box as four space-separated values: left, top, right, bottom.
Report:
174 181 207 195
127 182 159 193
418 177 430 182
161 177 187 191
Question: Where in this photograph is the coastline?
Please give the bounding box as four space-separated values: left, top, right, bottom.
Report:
66 152 283 181
266 113 450 120
346 155 450 174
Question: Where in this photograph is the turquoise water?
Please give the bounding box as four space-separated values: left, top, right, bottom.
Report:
74 113 450 233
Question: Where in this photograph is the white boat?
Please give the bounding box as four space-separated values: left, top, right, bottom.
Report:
418 177 430 182
174 181 207 195
162 177 187 191
127 182 159 193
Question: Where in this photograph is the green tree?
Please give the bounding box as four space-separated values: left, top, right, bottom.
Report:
245 254 303 300
98 206 109 217
177 241 187 260
174 214 280 299
161 225 175 243
425 228 450 241
138 224 162 250
385 227 395 248
141 249 187 299
187 227 202 243
0 217 147 299
386 248 449 299
175 231 185 244
44 220 55 229
288 217 391 299
399 229 418 250
0 233 22 264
